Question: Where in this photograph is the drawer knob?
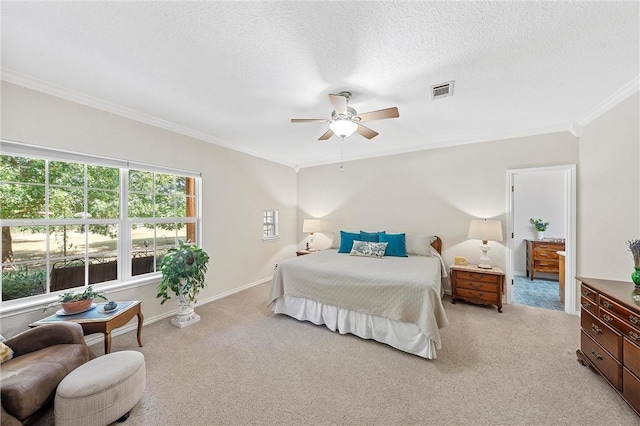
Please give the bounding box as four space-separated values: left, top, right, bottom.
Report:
630 315 639 325
602 314 613 323
582 290 591 296
629 331 640 342
582 301 591 309
602 301 612 308
591 323 602 334
591 348 603 361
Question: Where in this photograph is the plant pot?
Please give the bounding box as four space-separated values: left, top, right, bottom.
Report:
537 231 545 240
61 298 93 314
632 267 640 288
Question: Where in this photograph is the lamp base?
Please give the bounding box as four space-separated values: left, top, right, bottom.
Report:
478 244 493 269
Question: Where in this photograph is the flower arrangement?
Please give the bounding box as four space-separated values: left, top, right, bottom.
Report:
627 239 640 268
530 218 549 232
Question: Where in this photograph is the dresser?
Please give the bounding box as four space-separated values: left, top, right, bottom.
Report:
450 264 505 313
576 277 640 416
525 239 565 280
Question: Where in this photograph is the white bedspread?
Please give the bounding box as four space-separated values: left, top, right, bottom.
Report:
269 249 448 349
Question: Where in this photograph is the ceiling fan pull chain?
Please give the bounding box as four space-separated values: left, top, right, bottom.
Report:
339 141 345 172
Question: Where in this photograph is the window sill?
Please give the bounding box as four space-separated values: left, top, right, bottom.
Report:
262 236 280 243
0 273 161 318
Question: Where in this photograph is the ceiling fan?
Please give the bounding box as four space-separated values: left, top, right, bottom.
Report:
291 91 399 141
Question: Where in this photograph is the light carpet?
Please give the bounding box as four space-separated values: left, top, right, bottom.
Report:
36 282 637 425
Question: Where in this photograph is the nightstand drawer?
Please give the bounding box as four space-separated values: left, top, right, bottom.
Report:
455 271 500 284
456 288 499 303
456 279 498 293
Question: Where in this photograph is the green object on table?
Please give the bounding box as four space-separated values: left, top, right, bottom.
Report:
632 267 640 287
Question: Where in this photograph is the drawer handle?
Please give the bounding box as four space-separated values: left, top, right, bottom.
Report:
591 348 603 361
582 301 591 309
602 314 613 323
629 331 640 342
470 282 483 289
582 289 591 296
602 300 612 309
591 323 602 334
630 315 639 325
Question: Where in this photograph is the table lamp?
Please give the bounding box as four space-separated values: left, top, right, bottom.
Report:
302 219 322 251
467 219 503 269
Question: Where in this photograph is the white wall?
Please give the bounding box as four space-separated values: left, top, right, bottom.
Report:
0 82 298 337
578 92 640 283
297 132 579 292
513 170 567 275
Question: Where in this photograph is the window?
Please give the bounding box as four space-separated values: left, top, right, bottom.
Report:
262 209 279 241
0 141 201 303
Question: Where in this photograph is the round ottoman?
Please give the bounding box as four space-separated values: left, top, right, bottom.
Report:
55 350 146 426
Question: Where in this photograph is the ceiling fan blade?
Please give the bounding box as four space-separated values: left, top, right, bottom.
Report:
318 129 334 140
356 107 399 122
291 118 327 123
356 124 379 140
329 94 347 115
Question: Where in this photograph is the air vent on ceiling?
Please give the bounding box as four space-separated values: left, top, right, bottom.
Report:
431 81 454 100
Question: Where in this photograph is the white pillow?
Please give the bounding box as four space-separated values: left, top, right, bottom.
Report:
349 241 388 258
405 233 437 256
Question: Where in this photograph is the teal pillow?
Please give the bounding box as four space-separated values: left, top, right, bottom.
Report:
360 230 386 242
379 233 408 257
338 231 360 253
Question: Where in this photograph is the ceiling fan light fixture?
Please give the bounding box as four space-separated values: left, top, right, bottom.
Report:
329 119 358 139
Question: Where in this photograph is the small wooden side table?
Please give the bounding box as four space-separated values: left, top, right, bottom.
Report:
31 300 143 354
450 264 505 312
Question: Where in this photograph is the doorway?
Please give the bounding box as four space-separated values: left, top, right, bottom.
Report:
506 165 577 315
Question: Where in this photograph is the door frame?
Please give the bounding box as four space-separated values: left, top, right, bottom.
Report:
506 165 578 315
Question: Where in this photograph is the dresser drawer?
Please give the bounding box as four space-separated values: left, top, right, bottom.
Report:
456 279 499 293
456 288 499 303
532 243 564 252
582 309 622 359
532 260 559 272
533 250 559 261
624 338 640 378
600 295 640 329
455 271 500 284
581 330 622 391
580 284 598 304
598 308 640 349
581 297 598 316
623 367 640 412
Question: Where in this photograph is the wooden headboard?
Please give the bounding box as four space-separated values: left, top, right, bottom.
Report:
431 236 442 255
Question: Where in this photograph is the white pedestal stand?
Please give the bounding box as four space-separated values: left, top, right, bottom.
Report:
171 293 200 328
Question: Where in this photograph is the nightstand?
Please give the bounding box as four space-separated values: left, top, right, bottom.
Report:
450 264 505 313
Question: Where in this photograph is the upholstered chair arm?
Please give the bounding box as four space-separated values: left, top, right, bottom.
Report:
4 322 86 357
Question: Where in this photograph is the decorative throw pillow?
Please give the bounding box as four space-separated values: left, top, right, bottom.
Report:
338 231 361 253
1 341 13 364
350 241 388 258
360 230 385 242
379 233 408 257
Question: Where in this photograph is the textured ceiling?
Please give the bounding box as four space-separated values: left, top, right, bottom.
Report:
2 1 639 168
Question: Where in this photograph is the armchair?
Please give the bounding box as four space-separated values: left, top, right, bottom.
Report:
1 322 91 425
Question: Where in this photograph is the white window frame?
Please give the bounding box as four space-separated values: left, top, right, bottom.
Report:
0 140 202 313
262 209 279 241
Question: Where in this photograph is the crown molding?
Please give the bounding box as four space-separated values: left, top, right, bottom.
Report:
576 76 640 127
0 69 295 168
296 124 572 169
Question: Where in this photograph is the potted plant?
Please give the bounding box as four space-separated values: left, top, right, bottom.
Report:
627 239 640 287
43 286 107 314
530 218 549 240
157 240 210 328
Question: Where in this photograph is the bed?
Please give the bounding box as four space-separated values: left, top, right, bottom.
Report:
268 233 449 359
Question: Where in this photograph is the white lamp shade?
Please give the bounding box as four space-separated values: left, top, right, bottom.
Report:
329 119 358 138
467 219 503 242
302 219 322 234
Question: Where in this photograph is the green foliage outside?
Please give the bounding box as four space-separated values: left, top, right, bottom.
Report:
2 266 46 301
